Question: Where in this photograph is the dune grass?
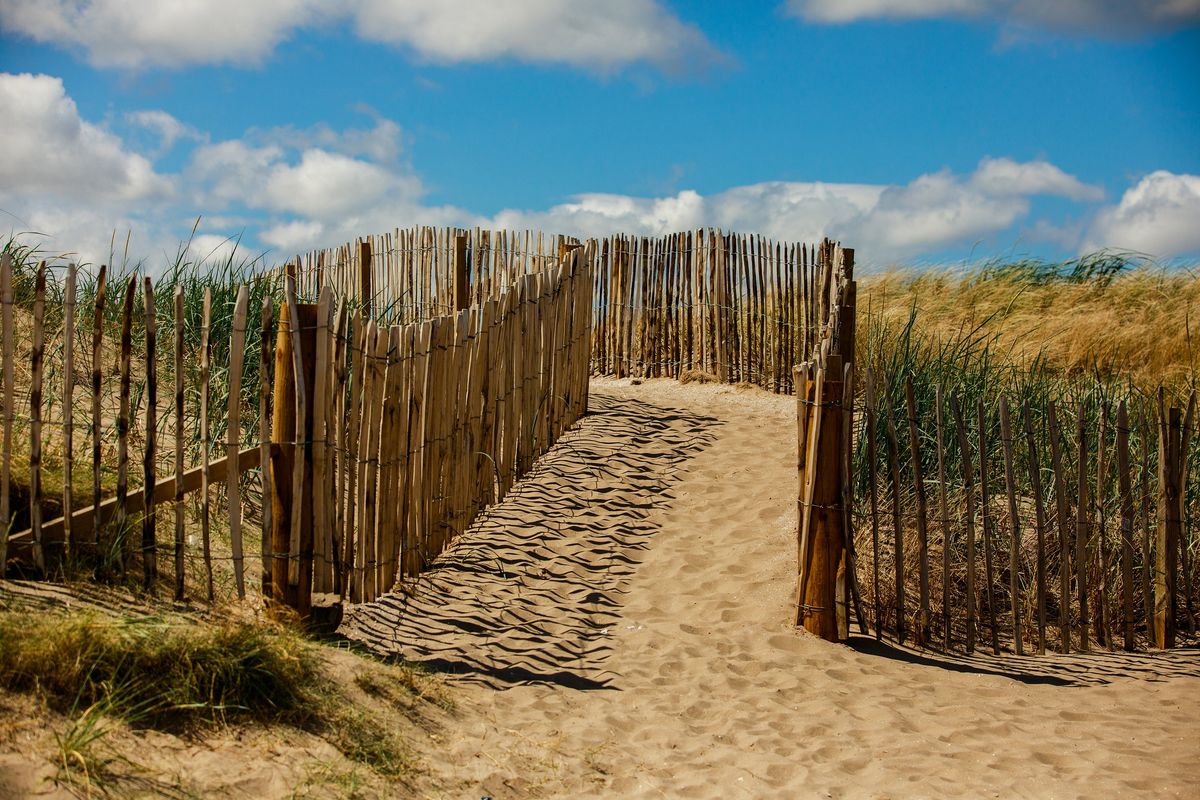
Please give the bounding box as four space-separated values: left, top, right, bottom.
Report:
0 608 445 787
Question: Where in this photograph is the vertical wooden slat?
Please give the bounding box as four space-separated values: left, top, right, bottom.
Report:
1140 409 1154 643
114 275 136 573
90 266 107 547
1047 402 1071 652
935 384 952 646
903 375 930 645
950 395 977 653
311 286 331 594
865 370 882 639
1096 404 1112 649
142 277 158 591
173 287 185 600
1116 401 1136 651
1076 403 1090 652
978 400 1000 654
29 263 46 571
0 254 12 569
1022 401 1049 655
199 288 213 600
62 264 76 554
260 297 275 598
998 397 1023 655
228 285 249 598
284 279 308 591
882 382 905 643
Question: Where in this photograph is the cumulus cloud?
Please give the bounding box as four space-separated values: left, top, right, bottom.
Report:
0 0 720 73
0 72 171 202
5 71 1194 270
0 0 322 69
126 110 207 156
785 0 1200 36
489 158 1104 263
349 0 722 73
1082 171 1200 258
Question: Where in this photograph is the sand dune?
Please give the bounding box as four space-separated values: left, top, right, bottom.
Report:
341 378 1200 799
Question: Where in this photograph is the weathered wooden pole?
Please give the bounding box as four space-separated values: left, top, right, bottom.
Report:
453 233 470 312
270 298 318 620
797 355 845 641
1155 402 1182 648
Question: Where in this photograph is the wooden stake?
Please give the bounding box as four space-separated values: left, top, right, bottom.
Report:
1116 401 1135 651
199 288 213 600
228 285 249 598
1022 401 1049 654
866 370 883 639
173 287 185 600
1076 403 1090 651
903 375 931 645
977 400 999 654
998 397 1023 655
936 384 952 647
63 265 76 555
142 278 157 591
0 254 12 570
950 395 977 653
30 263 46 571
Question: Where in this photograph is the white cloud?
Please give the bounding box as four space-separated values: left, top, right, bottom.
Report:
126 109 206 155
489 158 1104 263
970 157 1104 201
349 0 722 73
5 71 1194 271
0 72 171 202
0 0 321 69
785 0 1200 35
1083 171 1200 258
0 0 720 72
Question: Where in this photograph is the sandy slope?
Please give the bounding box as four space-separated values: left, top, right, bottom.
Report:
345 378 1200 799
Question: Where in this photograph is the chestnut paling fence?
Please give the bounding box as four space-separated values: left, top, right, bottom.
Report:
851 378 1197 654
786 243 1199 653
286 226 847 395
0 235 593 615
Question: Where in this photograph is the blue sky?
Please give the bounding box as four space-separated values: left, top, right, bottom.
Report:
1 0 1198 269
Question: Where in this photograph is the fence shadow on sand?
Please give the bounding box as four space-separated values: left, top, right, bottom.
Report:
846 635 1200 687
337 390 721 689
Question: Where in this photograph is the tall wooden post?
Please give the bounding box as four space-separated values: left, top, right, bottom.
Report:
453 233 470 311
797 355 845 641
358 238 373 319
270 301 318 619
1155 404 1182 648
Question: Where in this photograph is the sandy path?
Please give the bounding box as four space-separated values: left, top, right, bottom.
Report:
343 378 1200 799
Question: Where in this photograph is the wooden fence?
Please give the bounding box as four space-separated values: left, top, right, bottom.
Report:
272 243 594 616
853 378 1197 654
591 233 834 392
1 254 266 601
281 226 575 322
792 247 858 640
0 236 594 616
287 227 840 395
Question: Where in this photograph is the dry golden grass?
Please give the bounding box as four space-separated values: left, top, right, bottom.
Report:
860 265 1199 392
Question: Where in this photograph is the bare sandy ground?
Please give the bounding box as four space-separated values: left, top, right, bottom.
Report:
345 377 1200 799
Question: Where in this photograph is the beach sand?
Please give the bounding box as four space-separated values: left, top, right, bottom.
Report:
340 378 1200 799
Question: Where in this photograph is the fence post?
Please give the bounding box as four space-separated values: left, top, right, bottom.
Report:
454 233 469 312
1155 403 1182 648
797 355 845 641
270 296 319 621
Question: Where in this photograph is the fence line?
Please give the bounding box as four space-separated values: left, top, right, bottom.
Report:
285 226 841 395
851 380 1197 653
269 243 594 616
1 238 594 616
